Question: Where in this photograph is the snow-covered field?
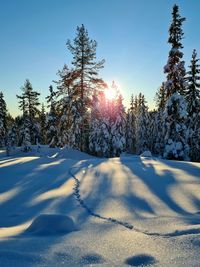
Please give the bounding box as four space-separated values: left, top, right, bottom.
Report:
0 146 200 266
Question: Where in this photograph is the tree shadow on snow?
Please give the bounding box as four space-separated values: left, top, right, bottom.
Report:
120 157 199 217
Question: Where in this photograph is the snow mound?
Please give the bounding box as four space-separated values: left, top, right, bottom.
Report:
26 214 76 236
140 150 152 157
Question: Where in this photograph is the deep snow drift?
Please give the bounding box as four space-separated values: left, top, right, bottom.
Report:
0 146 200 266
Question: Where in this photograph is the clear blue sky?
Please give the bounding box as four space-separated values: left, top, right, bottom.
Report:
0 0 200 116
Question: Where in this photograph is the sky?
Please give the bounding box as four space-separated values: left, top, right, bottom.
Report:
0 0 200 116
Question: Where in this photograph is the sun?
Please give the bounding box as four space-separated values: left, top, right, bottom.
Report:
104 87 117 100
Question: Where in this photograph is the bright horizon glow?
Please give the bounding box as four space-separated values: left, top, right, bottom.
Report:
104 86 117 100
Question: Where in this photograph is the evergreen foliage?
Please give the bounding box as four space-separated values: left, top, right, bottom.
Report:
17 79 40 144
185 49 200 161
163 4 188 160
164 5 186 97
0 92 7 147
46 86 58 148
163 93 189 160
135 93 149 154
66 24 105 151
126 95 136 153
39 104 46 145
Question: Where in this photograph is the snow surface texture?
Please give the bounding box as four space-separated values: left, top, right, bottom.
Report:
0 146 200 266
26 214 76 235
140 150 152 158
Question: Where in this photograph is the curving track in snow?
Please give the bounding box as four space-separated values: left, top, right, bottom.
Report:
70 166 134 230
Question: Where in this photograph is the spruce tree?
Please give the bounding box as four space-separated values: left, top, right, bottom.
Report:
95 91 110 157
163 93 189 160
89 91 102 155
111 93 126 157
126 95 136 154
164 4 186 97
0 92 7 147
21 118 31 152
154 83 167 155
40 103 46 144
55 65 81 148
89 82 125 158
17 79 40 145
148 110 158 154
135 93 149 154
7 123 17 149
185 49 200 116
66 24 105 151
163 5 188 160
46 86 58 148
185 49 200 161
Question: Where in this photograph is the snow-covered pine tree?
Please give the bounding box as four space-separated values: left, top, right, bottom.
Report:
89 82 126 158
7 123 17 149
96 91 112 157
16 93 31 152
126 95 136 154
163 5 189 160
148 110 158 154
164 5 186 97
17 79 40 145
163 93 189 160
21 118 31 152
135 93 149 154
153 83 167 155
66 24 105 151
155 83 167 110
68 98 82 149
46 86 58 148
111 93 126 157
89 90 102 155
185 49 200 161
39 103 46 144
0 92 7 147
55 65 82 148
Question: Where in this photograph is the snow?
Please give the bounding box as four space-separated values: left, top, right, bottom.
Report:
26 214 76 235
0 146 200 266
140 150 152 157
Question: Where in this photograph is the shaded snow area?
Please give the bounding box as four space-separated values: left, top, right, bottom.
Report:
0 147 200 266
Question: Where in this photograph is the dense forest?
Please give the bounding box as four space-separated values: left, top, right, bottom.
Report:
0 5 199 162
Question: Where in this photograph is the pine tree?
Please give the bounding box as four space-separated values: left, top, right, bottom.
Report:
154 83 167 155
66 24 105 151
164 4 186 97
55 65 81 148
163 93 189 160
185 49 200 161
155 83 167 110
39 103 46 144
46 86 58 148
126 95 136 153
89 91 102 155
17 79 40 145
7 123 17 148
148 110 158 154
0 92 7 147
111 93 126 157
163 5 188 160
89 82 125 158
135 93 149 154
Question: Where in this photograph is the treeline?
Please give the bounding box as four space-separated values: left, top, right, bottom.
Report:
0 5 199 161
